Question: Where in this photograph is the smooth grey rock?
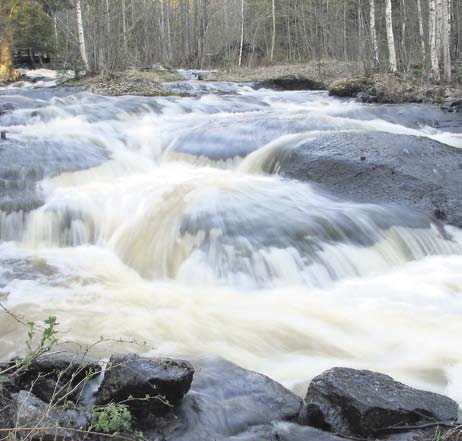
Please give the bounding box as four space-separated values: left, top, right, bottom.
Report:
0 137 107 220
275 131 462 227
95 354 194 422
274 422 348 441
298 367 459 438
149 356 302 441
0 103 15 116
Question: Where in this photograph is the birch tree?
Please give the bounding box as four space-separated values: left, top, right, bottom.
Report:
429 0 441 81
385 0 397 72
270 0 276 63
75 0 89 71
417 0 426 67
239 0 245 66
369 0 379 69
442 0 451 81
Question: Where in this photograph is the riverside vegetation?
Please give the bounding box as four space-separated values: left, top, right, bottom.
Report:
1 307 461 441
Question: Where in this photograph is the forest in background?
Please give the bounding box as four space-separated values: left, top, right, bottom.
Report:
0 0 461 83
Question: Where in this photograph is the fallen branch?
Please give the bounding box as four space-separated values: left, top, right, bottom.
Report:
376 421 457 434
0 426 139 441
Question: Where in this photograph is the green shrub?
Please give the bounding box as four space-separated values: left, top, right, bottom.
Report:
92 403 132 434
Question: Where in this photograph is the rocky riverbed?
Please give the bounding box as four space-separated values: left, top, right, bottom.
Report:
1 72 462 441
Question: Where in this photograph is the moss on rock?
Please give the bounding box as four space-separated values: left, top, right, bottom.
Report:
328 77 373 98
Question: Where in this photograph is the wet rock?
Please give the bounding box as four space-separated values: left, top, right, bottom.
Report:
13 390 89 440
0 384 14 429
356 91 378 103
442 99 462 112
0 137 107 219
275 131 462 227
273 422 348 441
95 354 194 422
298 367 459 438
255 77 324 91
15 353 101 404
0 103 16 116
149 357 302 441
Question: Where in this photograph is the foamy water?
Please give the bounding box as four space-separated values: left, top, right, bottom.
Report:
0 81 461 402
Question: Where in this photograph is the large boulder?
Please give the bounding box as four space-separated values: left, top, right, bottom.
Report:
148 356 302 441
255 77 325 91
298 367 459 438
95 354 194 422
274 131 462 227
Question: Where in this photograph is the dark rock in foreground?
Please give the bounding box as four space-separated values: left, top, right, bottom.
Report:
13 390 89 439
298 367 459 438
95 354 194 422
1 353 459 441
147 356 302 441
15 353 101 404
274 131 462 227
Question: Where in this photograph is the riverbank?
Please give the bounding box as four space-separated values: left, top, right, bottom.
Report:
1 350 460 441
58 63 462 110
205 64 462 109
64 69 183 96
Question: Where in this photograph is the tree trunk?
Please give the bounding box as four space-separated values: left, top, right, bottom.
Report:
436 0 443 52
442 0 451 81
429 0 441 81
239 0 245 66
417 0 426 67
385 0 397 72
75 0 89 71
122 0 127 52
369 0 379 69
270 0 276 63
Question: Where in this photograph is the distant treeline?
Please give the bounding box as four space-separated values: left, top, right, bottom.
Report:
1 0 461 82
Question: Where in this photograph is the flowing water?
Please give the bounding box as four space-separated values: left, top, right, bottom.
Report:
1 77 462 403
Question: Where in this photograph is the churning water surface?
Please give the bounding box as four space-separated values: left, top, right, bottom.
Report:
0 77 462 402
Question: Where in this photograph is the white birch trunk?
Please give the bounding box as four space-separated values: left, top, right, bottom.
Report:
369 0 379 69
436 0 443 52
238 0 245 66
75 0 89 72
442 0 451 81
429 0 441 81
385 0 397 72
270 0 276 63
417 0 426 67
122 0 127 51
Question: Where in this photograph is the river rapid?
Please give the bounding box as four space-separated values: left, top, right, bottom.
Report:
0 76 462 403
